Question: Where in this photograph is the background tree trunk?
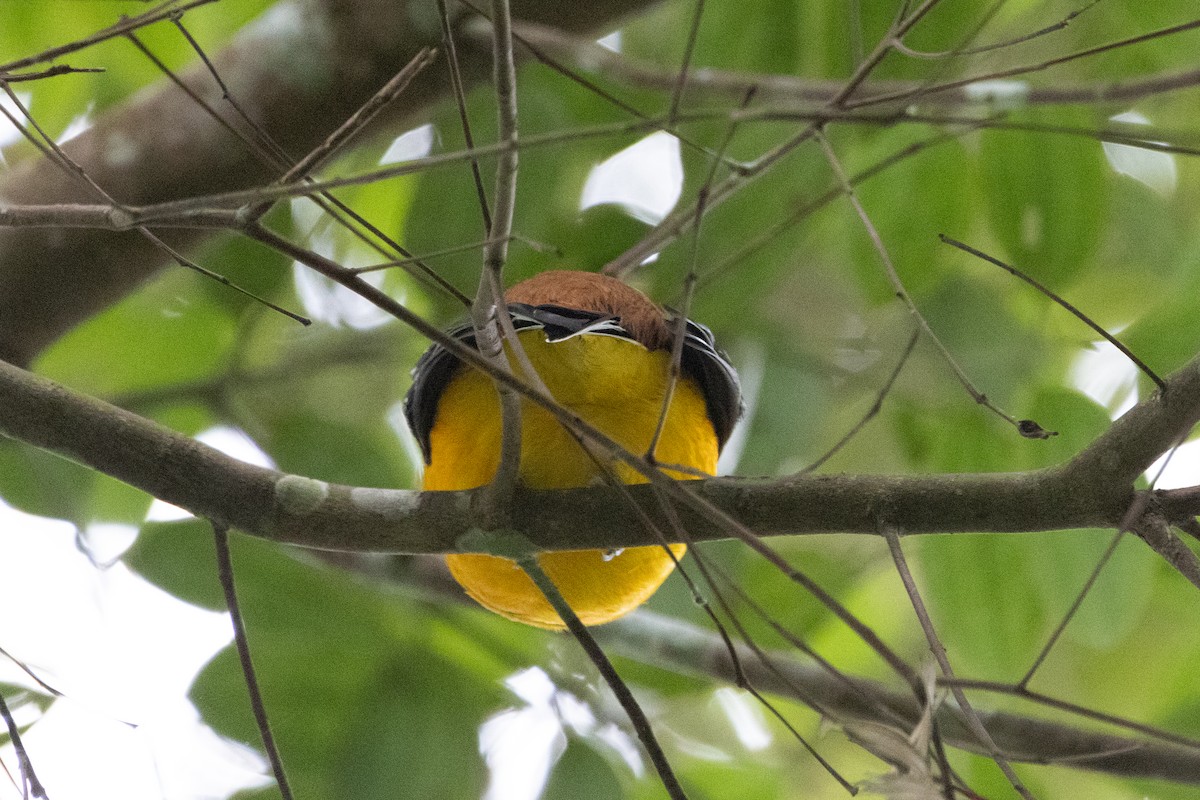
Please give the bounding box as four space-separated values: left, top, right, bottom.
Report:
0 0 658 365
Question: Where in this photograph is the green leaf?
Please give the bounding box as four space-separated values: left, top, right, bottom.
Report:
35 268 237 399
916 275 1048 413
1012 387 1111 471
335 650 494 800
1122 260 1200 376
192 229 296 320
257 412 405 488
914 533 1046 678
124 518 226 610
735 349 830 475
544 739 623 800
851 133 973 303
977 111 1110 287
559 203 653 273
1026 529 1155 651
157 532 505 800
0 439 152 527
0 441 91 522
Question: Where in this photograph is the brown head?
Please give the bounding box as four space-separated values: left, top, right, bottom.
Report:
505 270 671 350
406 270 743 461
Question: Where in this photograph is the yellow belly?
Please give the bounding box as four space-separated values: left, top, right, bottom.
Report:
423 330 719 629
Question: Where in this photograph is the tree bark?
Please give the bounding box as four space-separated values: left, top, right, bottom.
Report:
0 0 660 366
1 351 1197 554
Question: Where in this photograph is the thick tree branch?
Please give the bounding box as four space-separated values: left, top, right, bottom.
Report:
0 0 660 366
1 351 1197 554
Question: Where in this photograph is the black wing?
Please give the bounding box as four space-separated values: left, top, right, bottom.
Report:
678 318 743 450
403 319 478 464
403 307 742 463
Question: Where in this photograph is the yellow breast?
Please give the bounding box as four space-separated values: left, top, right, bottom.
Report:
423 329 719 628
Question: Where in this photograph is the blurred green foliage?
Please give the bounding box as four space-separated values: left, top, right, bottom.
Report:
3 0 1200 798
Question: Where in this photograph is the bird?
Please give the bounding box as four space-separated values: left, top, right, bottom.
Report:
404 270 741 629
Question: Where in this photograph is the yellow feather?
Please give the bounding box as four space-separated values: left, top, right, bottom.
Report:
423 329 718 628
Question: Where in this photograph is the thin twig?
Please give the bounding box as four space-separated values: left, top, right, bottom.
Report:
589 456 852 786
0 81 310 326
893 0 1101 59
881 0 1010 137
1019 527 1126 689
133 27 461 306
485 0 519 265
575 381 931 696
157 231 311 324
738 523 919 687
603 0 946 277
700 125 972 292
350 235 547 274
649 196 714 461
596 2 1197 278
1020 402 1188 687
169 12 291 164
802 326 921 473
470 0 525 522
843 12 1200 110
815 128 1041 437
62 103 1193 232
596 612 1200 782
0 688 48 799
0 647 62 699
882 527 1036 800
651 493 859 794
583 450 857 794
123 30 285 170
697 548 918 730
250 49 440 207
667 0 705 128
647 272 696 462
498 21 1200 110
438 0 492 232
591 421 881 794
942 677 1200 752
651 88 752 457
0 65 103 83
30 117 665 222
235 46 469 304
129 30 462 306
471 270 525 523
652 86 753 455
833 0 946 107
281 69 470 305
211 522 295 800
469 14 739 167
0 0 219 73
518 554 691 800
940 235 1166 392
